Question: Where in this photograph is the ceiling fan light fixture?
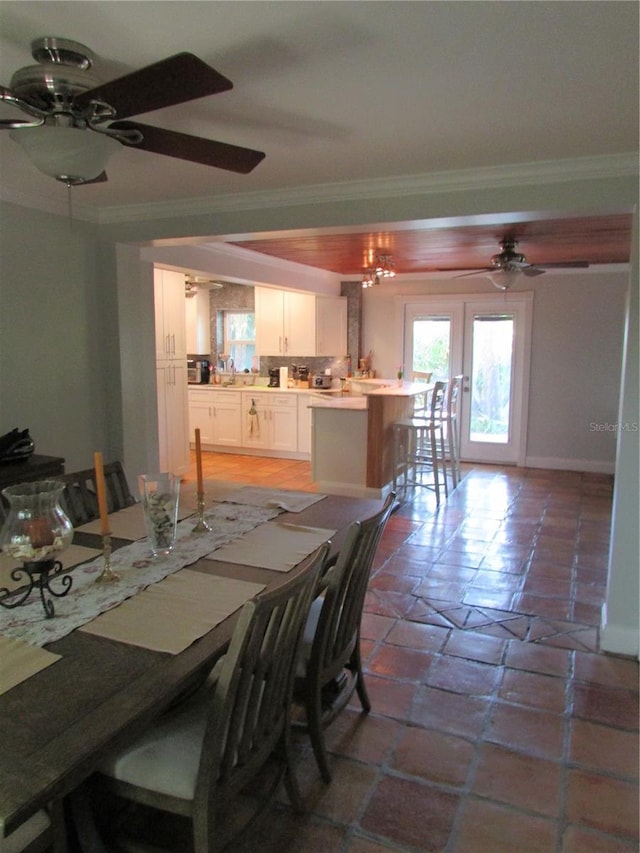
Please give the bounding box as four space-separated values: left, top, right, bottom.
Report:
488 269 520 291
10 124 119 183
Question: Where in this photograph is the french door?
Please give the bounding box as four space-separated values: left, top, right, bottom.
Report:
403 294 532 464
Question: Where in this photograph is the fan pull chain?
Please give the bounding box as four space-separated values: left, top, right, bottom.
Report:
66 182 75 229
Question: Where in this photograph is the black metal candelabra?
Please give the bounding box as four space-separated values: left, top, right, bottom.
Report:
0 559 73 619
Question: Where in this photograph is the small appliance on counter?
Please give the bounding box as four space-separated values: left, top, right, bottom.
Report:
291 364 309 387
268 368 280 387
187 358 211 384
312 374 333 389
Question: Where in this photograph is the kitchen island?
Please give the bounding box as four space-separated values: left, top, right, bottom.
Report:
309 381 428 498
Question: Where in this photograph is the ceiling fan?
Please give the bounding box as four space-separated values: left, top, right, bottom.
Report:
184 275 224 296
456 237 589 290
0 36 265 185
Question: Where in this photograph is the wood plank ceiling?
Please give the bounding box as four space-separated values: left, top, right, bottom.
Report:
228 214 633 276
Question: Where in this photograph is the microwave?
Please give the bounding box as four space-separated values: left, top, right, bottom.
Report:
187 359 210 384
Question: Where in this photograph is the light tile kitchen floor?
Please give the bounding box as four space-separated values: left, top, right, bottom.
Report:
181 453 639 852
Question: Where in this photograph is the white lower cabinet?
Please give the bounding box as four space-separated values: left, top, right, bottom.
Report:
157 363 190 476
188 390 242 447
297 394 312 455
241 392 298 453
187 388 308 458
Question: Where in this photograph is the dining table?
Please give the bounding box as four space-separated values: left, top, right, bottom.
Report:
0 479 382 840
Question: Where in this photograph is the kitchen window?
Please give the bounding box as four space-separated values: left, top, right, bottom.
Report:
224 311 256 372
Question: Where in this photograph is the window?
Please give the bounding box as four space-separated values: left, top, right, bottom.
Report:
224 311 256 372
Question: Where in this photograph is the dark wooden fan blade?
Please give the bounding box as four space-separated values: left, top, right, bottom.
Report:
73 53 233 119
522 267 546 277
81 171 108 185
454 268 493 278
109 120 265 174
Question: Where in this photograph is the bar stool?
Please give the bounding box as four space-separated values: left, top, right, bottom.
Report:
411 371 433 416
392 380 448 504
442 375 463 488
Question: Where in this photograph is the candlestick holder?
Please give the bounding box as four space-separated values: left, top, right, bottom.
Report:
0 559 72 619
191 493 212 533
95 534 120 583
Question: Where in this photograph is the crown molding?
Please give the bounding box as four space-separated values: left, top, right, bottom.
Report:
1 152 637 226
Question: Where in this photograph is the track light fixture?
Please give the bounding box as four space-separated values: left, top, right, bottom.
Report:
362 254 396 288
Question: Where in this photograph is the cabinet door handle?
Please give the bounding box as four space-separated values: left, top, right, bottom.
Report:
165 334 171 355
171 333 176 355
284 336 288 353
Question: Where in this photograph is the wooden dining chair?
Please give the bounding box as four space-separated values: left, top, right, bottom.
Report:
292 492 395 783
0 802 66 853
60 461 135 526
0 812 50 853
72 544 327 853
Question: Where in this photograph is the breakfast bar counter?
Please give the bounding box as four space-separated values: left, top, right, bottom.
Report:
309 381 428 498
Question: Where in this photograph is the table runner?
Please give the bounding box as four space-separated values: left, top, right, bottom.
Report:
219 486 327 513
0 502 279 648
80 570 265 653
206 522 336 572
0 636 61 696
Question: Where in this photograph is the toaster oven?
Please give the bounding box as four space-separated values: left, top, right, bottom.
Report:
312 374 333 389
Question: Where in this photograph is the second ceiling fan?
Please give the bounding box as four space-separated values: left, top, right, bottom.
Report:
456 237 589 289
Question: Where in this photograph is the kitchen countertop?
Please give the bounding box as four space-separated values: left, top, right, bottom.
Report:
187 380 427 409
188 382 313 393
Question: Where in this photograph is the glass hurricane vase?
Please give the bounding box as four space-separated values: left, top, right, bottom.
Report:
0 480 74 618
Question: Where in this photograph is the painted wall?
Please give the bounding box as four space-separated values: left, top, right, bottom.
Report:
0 201 115 471
359 270 627 472
602 217 639 657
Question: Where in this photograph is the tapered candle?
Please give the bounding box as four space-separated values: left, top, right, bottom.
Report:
94 451 110 536
195 428 204 495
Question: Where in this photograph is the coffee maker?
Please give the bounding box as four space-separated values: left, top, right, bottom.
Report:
268 368 280 387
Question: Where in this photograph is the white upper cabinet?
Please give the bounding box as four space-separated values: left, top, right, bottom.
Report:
255 287 285 355
154 268 187 361
284 291 316 355
255 287 315 356
316 295 347 357
185 287 210 354
255 287 346 357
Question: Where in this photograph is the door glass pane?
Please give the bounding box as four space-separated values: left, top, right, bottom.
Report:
412 317 451 381
469 315 514 444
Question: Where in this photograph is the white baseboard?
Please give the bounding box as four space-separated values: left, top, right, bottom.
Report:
524 456 615 475
600 603 640 658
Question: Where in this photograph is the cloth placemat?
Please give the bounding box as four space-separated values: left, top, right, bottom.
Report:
75 502 193 540
80 570 265 653
0 635 61 696
0 544 101 591
220 486 327 513
206 521 336 572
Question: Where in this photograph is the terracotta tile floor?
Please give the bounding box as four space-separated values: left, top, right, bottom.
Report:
183 453 639 852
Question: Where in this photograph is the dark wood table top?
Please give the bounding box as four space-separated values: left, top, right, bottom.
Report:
0 492 381 835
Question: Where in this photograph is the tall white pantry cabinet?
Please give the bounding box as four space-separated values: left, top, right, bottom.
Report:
154 268 190 476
